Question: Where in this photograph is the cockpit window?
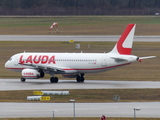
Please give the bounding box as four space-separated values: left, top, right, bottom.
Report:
9 58 12 61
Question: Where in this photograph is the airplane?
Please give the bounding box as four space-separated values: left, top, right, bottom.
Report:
5 24 156 83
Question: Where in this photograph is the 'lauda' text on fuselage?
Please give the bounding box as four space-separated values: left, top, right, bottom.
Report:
19 55 56 64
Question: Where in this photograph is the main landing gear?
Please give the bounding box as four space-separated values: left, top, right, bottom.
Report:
20 74 85 83
76 74 85 82
50 74 85 83
50 77 58 83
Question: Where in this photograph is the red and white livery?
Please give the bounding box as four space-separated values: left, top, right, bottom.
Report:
5 24 155 83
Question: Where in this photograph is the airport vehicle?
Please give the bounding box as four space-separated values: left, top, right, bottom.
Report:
5 24 155 83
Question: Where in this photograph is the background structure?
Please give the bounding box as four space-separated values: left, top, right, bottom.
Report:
0 0 159 15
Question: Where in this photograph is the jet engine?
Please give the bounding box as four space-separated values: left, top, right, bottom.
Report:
21 69 44 79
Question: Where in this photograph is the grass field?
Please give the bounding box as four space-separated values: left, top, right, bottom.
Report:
1 89 160 103
0 16 159 35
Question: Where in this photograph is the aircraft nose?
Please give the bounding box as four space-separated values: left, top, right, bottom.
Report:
5 61 9 68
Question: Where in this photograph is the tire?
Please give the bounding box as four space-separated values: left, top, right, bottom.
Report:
54 77 58 83
80 76 85 82
50 77 58 83
50 77 54 83
40 71 45 78
21 78 26 82
76 75 81 82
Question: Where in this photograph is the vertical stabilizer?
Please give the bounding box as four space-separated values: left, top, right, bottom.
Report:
110 24 136 55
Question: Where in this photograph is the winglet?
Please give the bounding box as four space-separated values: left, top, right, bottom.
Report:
110 24 136 55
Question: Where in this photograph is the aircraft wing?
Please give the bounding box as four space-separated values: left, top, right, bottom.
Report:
19 63 64 72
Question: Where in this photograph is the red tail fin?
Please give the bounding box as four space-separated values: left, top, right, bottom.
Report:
110 24 136 55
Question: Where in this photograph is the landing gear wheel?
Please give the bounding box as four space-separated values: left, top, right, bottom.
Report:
76 76 81 82
76 75 85 82
54 77 58 83
50 77 58 83
21 78 26 82
81 76 85 82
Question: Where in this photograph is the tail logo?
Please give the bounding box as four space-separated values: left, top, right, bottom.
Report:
117 24 135 55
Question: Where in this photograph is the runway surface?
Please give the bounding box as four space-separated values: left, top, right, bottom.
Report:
0 35 160 42
1 79 160 91
0 102 160 118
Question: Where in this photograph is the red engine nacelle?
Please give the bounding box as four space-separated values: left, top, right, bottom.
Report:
21 69 44 79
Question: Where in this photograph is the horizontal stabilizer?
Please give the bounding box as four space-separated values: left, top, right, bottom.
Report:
138 56 156 62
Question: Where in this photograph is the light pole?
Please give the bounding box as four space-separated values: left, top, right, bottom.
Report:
70 99 76 120
134 107 141 120
52 110 57 120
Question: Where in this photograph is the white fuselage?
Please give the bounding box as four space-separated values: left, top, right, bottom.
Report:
5 52 138 74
